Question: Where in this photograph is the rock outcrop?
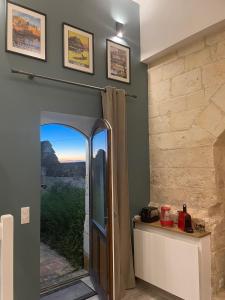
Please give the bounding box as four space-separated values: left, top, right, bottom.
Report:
41 141 85 178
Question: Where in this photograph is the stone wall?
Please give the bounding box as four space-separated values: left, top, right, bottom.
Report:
148 28 225 294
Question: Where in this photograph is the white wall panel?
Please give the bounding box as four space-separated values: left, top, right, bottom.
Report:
136 0 225 62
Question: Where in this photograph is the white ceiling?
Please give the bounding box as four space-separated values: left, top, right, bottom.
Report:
135 0 225 63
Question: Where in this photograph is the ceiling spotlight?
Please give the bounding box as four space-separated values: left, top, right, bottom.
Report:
116 22 124 38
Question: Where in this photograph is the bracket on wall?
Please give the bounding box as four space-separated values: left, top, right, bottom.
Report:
11 69 137 99
28 74 34 80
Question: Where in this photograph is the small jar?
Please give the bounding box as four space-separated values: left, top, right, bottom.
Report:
160 205 174 227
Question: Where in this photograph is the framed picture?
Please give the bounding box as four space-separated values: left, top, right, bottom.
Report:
106 39 130 84
63 23 94 74
6 1 46 61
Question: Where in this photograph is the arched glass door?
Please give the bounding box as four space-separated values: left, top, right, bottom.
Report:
90 120 113 300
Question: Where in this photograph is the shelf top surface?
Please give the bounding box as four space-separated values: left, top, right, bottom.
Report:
135 220 211 239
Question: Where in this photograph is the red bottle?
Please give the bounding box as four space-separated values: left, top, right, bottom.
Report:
178 204 187 231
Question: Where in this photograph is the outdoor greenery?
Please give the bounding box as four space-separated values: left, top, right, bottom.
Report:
41 182 85 269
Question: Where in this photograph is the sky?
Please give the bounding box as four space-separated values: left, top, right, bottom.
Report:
13 9 41 28
40 124 108 163
40 124 87 163
93 130 107 158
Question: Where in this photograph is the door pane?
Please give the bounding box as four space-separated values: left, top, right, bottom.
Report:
92 129 107 230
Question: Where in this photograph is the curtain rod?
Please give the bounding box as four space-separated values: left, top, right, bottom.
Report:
11 69 137 99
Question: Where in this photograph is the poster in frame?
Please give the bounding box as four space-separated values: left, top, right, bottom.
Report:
63 23 94 74
6 1 47 61
106 39 131 84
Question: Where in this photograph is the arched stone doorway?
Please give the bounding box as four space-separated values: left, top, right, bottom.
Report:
40 123 89 291
40 112 97 296
192 83 225 294
213 131 225 293
181 82 225 294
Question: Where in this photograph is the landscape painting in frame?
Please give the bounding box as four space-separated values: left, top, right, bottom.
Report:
7 2 46 61
63 23 94 74
107 40 130 84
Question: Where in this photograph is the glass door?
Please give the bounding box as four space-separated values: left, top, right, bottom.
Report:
89 120 113 300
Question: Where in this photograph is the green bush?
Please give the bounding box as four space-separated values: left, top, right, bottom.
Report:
41 182 85 270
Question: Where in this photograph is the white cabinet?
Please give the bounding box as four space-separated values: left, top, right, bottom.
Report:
134 222 211 300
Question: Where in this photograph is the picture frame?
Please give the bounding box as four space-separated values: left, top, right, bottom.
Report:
6 1 47 61
106 39 131 84
63 23 94 74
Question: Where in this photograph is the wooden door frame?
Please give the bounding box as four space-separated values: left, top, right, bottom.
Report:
89 119 113 300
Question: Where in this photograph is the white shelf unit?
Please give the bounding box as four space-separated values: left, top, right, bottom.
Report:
134 223 211 300
0 215 14 300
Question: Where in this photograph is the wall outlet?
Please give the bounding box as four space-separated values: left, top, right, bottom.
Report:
21 207 30 224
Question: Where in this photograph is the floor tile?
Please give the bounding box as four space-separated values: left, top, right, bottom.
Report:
123 280 182 300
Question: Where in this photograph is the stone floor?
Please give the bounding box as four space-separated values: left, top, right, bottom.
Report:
213 291 225 300
122 280 181 300
40 242 87 290
88 280 225 300
123 282 225 300
89 279 181 300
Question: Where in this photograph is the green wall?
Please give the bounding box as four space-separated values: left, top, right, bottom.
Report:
0 0 149 299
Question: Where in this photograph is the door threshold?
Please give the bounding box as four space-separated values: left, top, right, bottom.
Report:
40 272 89 297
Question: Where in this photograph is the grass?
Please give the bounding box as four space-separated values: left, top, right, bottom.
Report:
41 182 85 269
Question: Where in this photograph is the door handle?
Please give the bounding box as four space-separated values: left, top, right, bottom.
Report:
0 215 14 300
104 216 108 226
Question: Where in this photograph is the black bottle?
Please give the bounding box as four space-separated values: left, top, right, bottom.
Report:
184 204 193 233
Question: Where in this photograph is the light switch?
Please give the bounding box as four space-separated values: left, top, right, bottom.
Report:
21 207 30 224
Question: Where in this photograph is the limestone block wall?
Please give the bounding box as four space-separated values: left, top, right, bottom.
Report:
148 28 225 294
